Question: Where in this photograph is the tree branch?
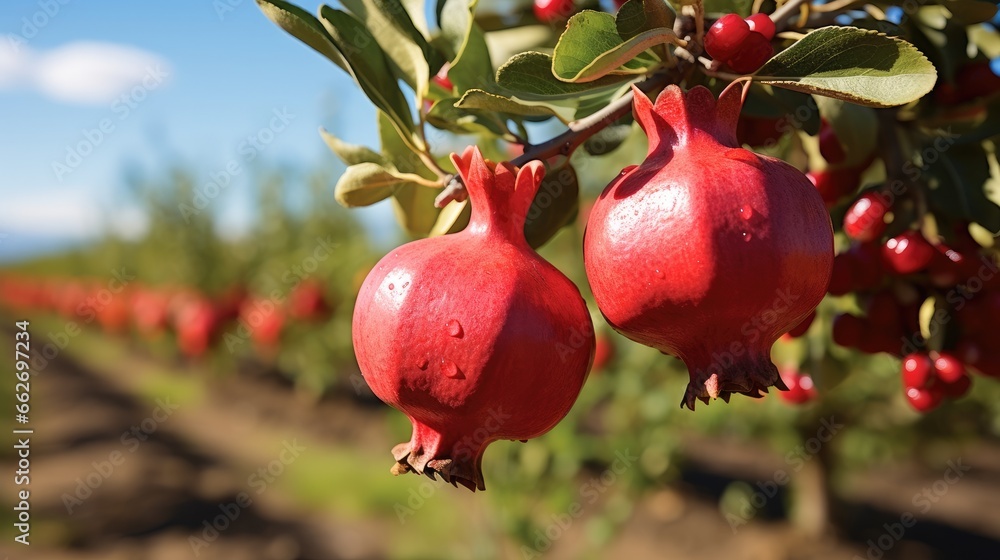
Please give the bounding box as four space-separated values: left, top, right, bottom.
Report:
771 0 811 32
434 72 673 208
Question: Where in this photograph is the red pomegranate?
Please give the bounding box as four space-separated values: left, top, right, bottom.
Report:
288 279 331 320
353 146 595 491
240 297 285 349
584 85 833 408
173 295 219 358
131 288 170 337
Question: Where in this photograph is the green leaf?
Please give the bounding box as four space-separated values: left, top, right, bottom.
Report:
334 162 406 207
814 96 878 167
339 0 433 96
616 0 675 41
425 98 509 136
455 89 567 121
700 0 753 18
440 0 495 92
429 199 470 236
925 143 1000 233
255 0 349 72
318 7 416 142
553 11 675 83
319 128 384 166
754 26 938 108
936 1 998 26
378 112 440 236
969 23 1000 59
497 52 634 102
524 164 580 249
740 84 821 135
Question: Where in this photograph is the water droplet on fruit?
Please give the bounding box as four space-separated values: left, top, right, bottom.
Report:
742 232 752 242
655 269 664 279
417 357 429 370
388 283 395 290
739 206 754 220
442 360 463 379
447 319 463 338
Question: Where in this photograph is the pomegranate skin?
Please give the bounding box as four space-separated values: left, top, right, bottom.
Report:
584 85 834 409
353 147 595 491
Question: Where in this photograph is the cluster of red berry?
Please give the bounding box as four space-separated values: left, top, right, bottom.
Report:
807 121 877 208
704 13 775 74
826 208 998 411
900 352 971 412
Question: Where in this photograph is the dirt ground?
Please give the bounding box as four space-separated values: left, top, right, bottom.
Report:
3 324 1000 560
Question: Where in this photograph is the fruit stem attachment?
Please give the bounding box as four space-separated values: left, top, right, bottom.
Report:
434 71 673 208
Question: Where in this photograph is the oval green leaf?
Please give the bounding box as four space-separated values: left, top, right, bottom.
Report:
552 11 678 83
754 26 937 108
335 162 404 207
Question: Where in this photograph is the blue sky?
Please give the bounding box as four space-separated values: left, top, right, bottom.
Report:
0 0 395 258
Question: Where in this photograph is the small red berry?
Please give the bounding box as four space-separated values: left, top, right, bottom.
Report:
843 192 890 242
704 14 752 62
819 120 847 165
906 386 942 412
864 291 898 327
882 231 935 275
832 313 864 348
534 0 575 23
745 13 776 41
849 242 887 291
736 115 785 147
939 374 971 398
902 353 934 388
592 334 615 372
933 352 966 384
807 166 863 208
727 31 773 74
778 369 817 404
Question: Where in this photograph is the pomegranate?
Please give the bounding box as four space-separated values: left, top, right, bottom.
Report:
173 294 219 358
785 310 815 338
288 279 332 320
777 368 817 404
131 288 170 337
240 297 285 349
353 146 595 491
584 85 834 408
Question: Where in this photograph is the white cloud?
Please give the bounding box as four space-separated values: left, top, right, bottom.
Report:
0 38 170 104
0 188 149 241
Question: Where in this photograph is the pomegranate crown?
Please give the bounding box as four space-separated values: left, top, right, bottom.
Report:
632 84 744 153
450 146 545 240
